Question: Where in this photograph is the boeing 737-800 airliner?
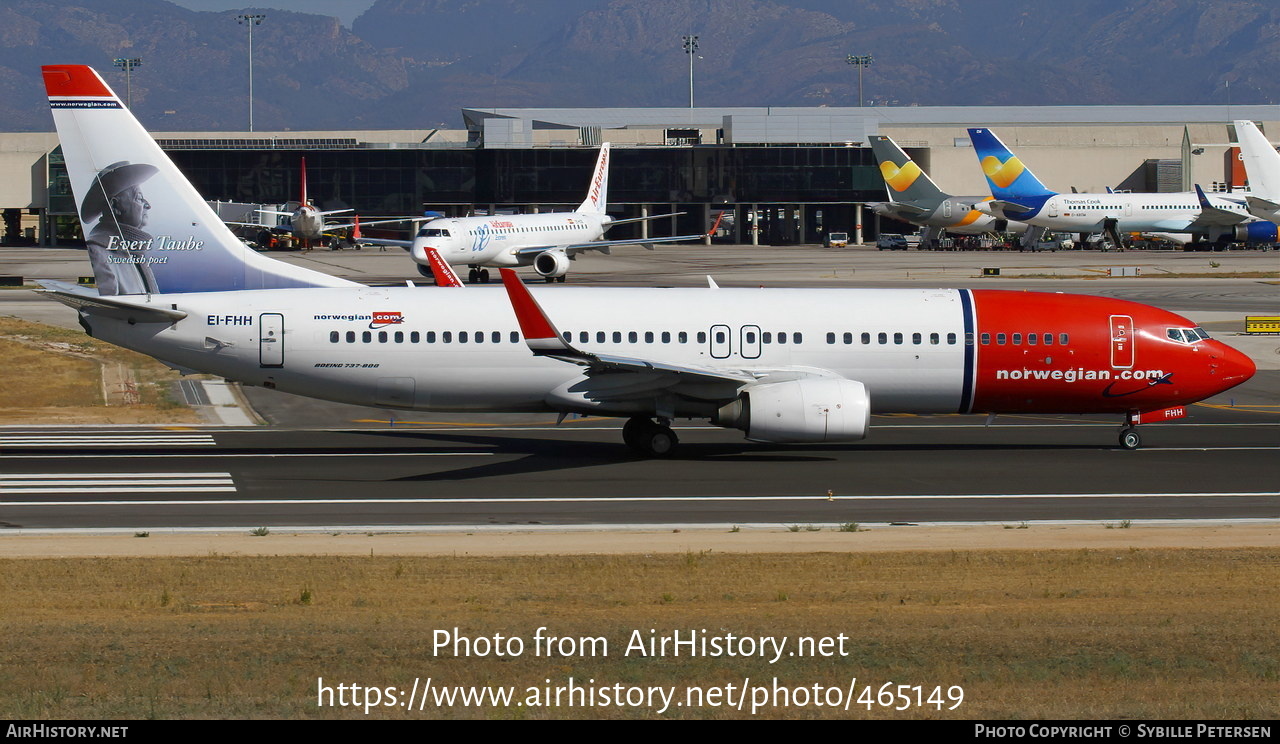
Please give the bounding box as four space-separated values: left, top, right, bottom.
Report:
37 65 1254 455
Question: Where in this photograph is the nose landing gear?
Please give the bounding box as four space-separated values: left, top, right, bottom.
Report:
1118 411 1141 450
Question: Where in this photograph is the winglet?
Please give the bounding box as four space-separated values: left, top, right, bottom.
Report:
500 268 580 356
708 210 725 236
424 248 464 288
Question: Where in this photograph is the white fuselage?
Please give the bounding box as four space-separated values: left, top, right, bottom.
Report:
983 192 1254 233
99 286 970 415
411 213 610 268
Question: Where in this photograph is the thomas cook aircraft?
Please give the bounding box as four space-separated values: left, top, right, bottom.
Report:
38 65 1254 455
864 134 1035 248
967 127 1277 250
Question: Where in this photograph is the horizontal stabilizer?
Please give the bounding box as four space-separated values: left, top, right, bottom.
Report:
605 211 686 226
36 280 187 323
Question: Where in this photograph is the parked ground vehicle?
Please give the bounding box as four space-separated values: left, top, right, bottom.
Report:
877 233 908 250
826 231 849 247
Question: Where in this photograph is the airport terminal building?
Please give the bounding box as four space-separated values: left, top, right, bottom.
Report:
2 104 1276 246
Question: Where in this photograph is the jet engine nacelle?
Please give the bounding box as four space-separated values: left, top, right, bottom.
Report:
534 250 571 278
715 378 871 443
1234 221 1279 243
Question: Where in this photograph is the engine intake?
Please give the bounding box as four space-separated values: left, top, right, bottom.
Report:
715 378 870 443
534 250 570 278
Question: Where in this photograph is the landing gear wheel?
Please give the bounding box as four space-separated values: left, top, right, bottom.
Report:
623 418 678 457
467 268 479 284
556 275 567 283
417 264 435 279
479 269 490 283
1119 428 1141 450
544 276 556 284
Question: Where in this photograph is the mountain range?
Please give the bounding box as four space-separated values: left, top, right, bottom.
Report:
3 0 1277 132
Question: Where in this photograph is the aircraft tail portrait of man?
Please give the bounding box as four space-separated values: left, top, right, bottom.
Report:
81 160 160 295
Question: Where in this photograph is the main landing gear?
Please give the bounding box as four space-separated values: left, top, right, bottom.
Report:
623 416 678 457
544 275 567 283
467 267 491 283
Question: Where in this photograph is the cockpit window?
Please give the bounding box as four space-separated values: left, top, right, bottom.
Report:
416 228 452 238
1167 327 1208 343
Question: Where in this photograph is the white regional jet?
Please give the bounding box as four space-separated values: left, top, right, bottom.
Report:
1233 119 1280 225
37 65 1254 455
374 143 704 284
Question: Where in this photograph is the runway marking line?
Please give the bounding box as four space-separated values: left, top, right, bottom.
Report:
3 492 1276 508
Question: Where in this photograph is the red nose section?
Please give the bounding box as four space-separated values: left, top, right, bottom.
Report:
1214 341 1256 390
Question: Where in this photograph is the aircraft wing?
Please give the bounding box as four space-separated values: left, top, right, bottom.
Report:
224 221 285 232
355 237 412 249
499 267 860 416
35 280 187 323
512 233 704 260
1189 185 1251 226
323 217 430 232
604 211 686 227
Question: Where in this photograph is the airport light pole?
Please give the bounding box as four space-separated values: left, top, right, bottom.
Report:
683 34 699 108
112 57 141 110
237 13 266 131
846 54 873 107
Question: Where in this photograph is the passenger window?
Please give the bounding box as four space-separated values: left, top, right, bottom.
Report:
714 330 725 344
861 332 871 344
612 332 622 343
762 332 771 344
597 331 606 343
580 331 589 343
843 332 853 344
679 331 688 343
981 333 990 345
878 332 887 344
827 332 836 344
697 331 707 343
510 331 519 343
1059 333 1069 345
475 331 485 344
629 331 638 343
395 331 404 343
427 331 436 343
362 331 372 343
1043 333 1053 346
411 332 420 343
746 331 756 344
930 333 940 345
377 331 387 343
1027 333 1037 345
912 332 922 344
443 331 452 343
645 331 654 343
661 331 671 343
492 332 500 343
893 332 903 345
459 332 468 343
778 333 787 345
330 331 339 343
794 333 802 344
346 331 356 343
996 333 1006 345
1012 333 1021 345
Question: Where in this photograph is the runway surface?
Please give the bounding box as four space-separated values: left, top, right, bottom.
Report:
2 401 1275 530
